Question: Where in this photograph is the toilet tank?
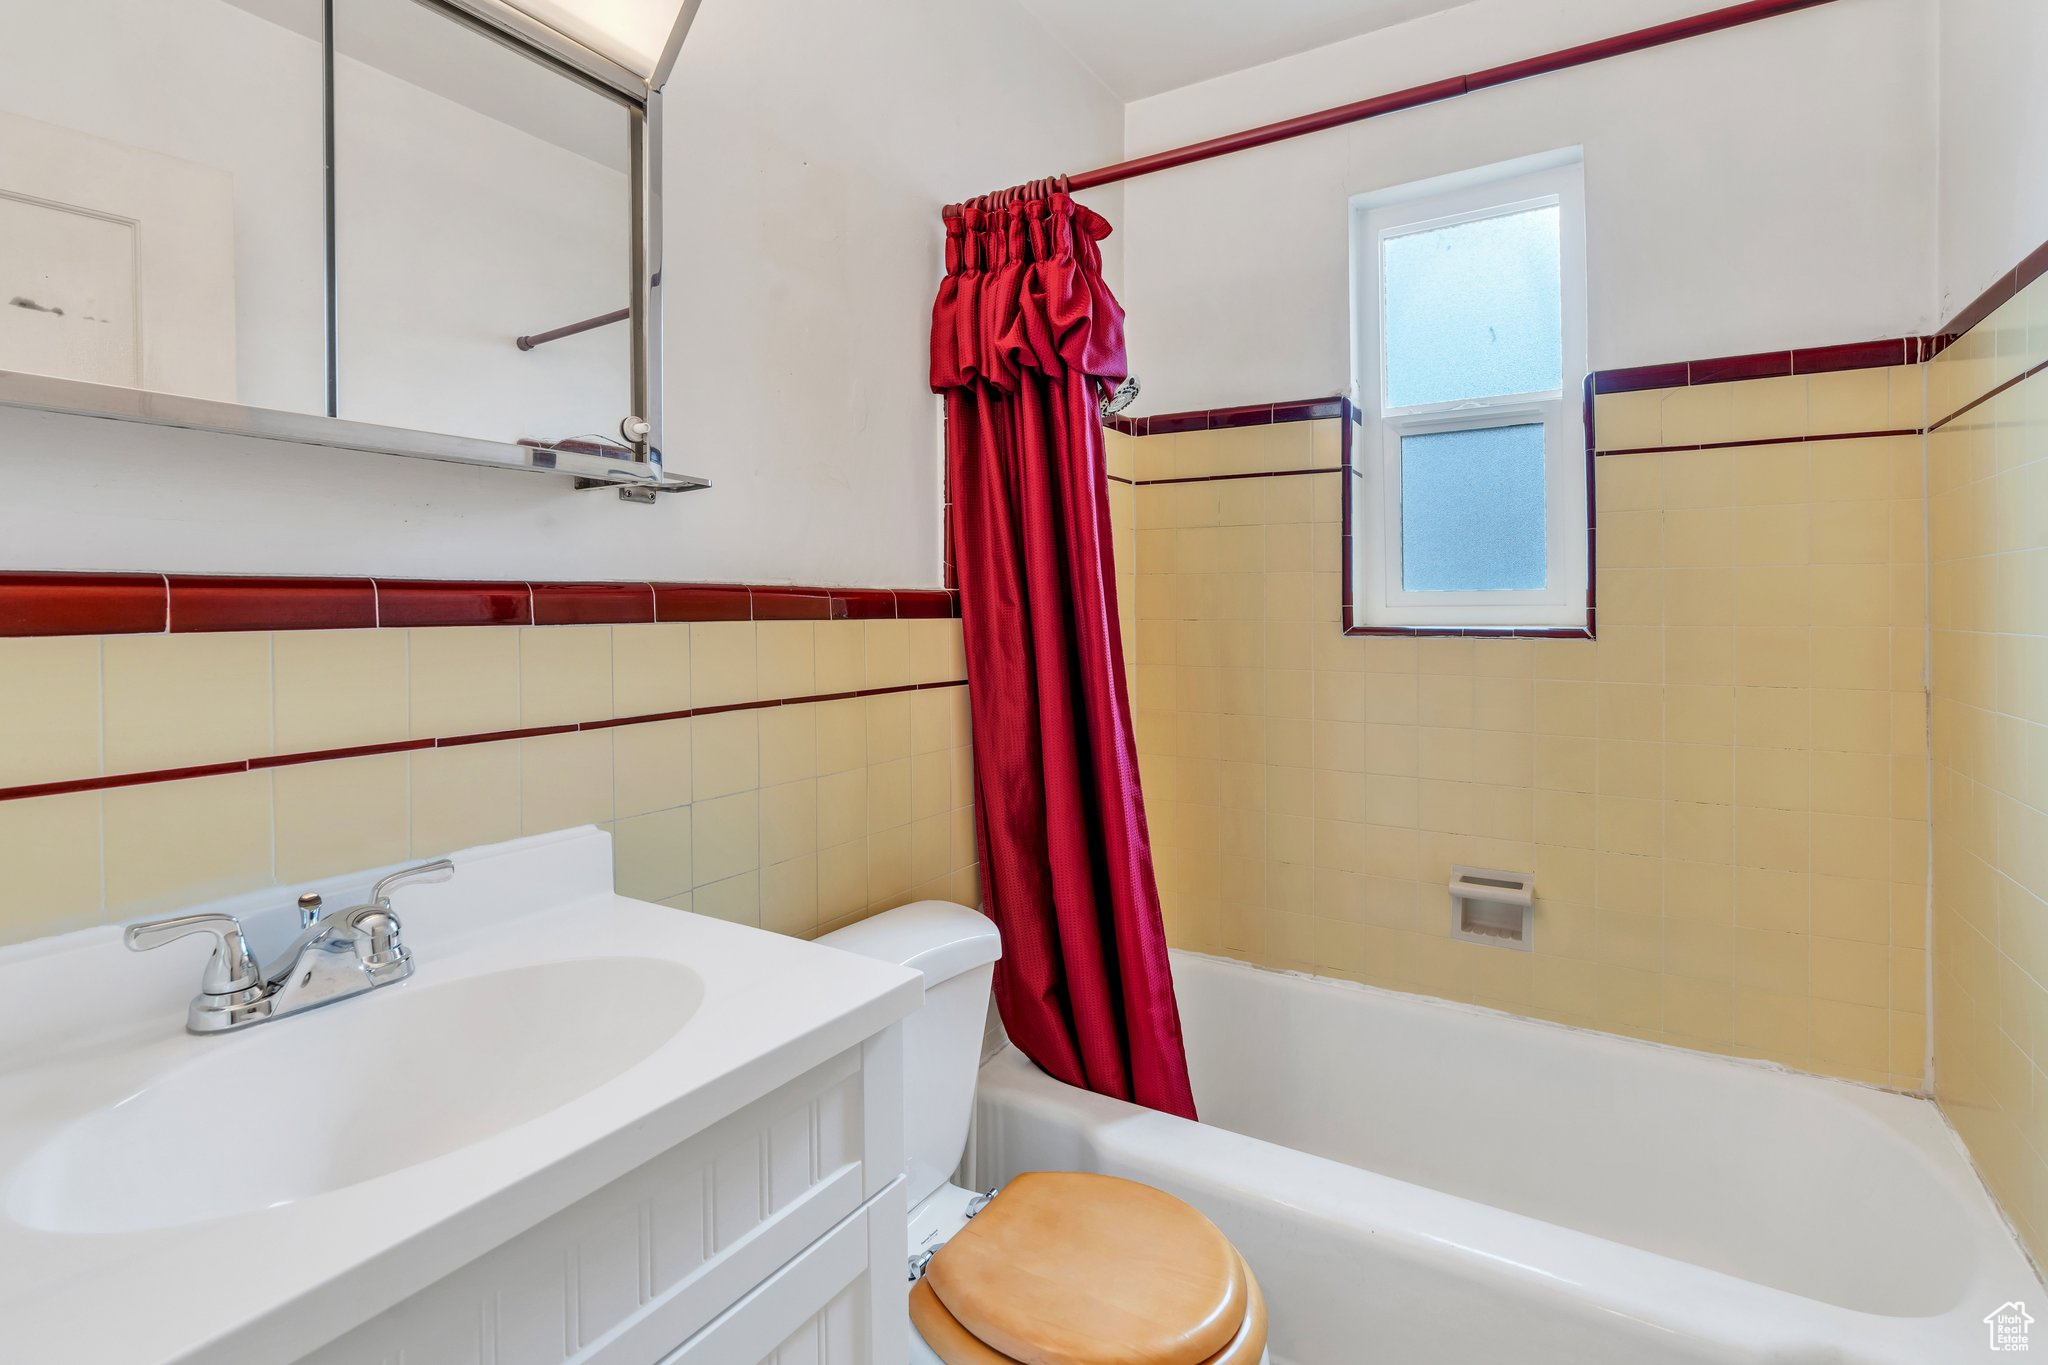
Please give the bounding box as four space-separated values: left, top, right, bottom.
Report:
817 901 1001 1208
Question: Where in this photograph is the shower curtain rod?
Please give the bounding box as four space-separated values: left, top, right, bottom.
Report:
1063 0 1839 192
523 0 1835 347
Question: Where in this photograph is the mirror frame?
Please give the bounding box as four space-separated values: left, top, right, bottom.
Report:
0 0 699 495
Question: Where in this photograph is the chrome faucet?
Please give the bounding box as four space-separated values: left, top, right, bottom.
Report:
125 860 454 1034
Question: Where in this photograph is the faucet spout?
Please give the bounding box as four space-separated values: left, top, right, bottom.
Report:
125 858 453 1035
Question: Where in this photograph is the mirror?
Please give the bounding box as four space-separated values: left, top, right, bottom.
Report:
333 0 639 452
0 0 328 413
0 0 675 485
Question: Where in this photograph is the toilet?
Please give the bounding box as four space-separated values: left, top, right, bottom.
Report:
819 901 1270 1365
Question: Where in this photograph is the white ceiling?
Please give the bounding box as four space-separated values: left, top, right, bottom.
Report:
1010 0 1480 100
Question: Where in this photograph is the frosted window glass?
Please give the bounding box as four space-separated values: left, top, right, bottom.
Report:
1401 425 1548 591
1383 206 1561 409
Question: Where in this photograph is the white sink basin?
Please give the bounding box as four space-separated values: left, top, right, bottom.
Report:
0 827 921 1365
7 955 703 1234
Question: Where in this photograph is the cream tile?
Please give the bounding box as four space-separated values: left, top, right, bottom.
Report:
1593 390 1666 451
866 692 912 763
520 626 613 726
614 717 693 817
409 627 520 739
907 620 963 684
273 630 409 754
815 622 866 694
0 637 101 788
693 791 760 886
520 730 613 833
868 826 913 908
103 771 273 918
693 871 759 926
690 623 758 708
410 742 521 857
103 633 271 774
818 839 868 921
614 805 693 901
760 779 820 865
692 710 760 800
818 769 868 848
273 754 410 882
1725 376 1807 442
816 697 868 775
760 705 817 787
761 855 820 937
866 621 910 689
756 623 816 699
612 623 692 718
0 792 101 942
868 757 912 832
909 689 956 756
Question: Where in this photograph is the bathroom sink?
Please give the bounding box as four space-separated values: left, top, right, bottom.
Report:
0 827 922 1365
7 955 703 1235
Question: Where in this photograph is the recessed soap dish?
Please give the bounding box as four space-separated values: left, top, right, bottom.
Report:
1448 865 1533 951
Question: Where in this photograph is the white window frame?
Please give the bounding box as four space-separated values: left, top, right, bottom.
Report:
1350 158 1589 631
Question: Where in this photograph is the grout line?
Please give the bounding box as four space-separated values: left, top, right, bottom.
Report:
0 678 971 805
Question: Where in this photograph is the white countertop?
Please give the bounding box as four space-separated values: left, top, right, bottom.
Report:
0 828 921 1364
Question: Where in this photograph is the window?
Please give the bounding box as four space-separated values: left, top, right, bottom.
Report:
1350 158 1589 632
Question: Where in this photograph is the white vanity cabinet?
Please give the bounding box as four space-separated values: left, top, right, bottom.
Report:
0 831 924 1365
302 1025 907 1365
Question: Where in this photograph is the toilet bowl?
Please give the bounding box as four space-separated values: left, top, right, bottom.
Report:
818 902 1270 1365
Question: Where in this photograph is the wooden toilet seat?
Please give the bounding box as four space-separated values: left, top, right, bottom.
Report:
910 1172 1269 1365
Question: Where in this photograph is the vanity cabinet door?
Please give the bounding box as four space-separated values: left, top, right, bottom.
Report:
657 1178 907 1365
298 1033 901 1365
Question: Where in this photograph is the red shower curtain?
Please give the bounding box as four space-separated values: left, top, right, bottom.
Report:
929 186 1196 1121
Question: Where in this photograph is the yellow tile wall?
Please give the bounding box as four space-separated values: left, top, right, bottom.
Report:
1132 375 1930 1090
0 618 976 946
1929 271 2048 1256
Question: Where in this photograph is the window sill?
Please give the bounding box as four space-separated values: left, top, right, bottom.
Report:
1340 619 1596 640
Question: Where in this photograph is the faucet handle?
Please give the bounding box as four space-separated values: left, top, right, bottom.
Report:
369 858 455 907
124 912 263 996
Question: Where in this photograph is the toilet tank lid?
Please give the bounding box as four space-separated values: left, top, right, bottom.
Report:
817 900 1000 985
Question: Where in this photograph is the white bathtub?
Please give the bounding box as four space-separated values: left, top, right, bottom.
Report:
969 951 2041 1364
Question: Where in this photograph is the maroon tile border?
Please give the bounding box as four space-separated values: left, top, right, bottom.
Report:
0 574 959 638
831 589 899 621
1593 337 1923 394
0 677 972 804
1135 467 1348 487
1594 427 1924 458
1935 235 2048 356
1107 396 1352 438
0 573 166 637
377 580 532 628
749 587 835 621
532 582 655 626
169 575 377 632
1586 241 2048 398
247 739 433 769
653 583 752 623
1929 356 2048 435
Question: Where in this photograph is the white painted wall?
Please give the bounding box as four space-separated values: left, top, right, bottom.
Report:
1935 0 2048 319
1118 0 1940 413
0 0 1120 587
